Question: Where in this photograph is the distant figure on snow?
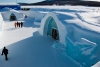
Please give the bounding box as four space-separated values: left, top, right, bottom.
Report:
18 22 21 27
20 22 23 28
1 47 8 61
14 22 17 28
17 22 19 27
25 15 27 18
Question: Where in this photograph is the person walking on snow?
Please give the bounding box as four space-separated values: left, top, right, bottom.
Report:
20 22 23 28
1 47 8 61
17 22 19 27
19 22 21 28
14 22 17 28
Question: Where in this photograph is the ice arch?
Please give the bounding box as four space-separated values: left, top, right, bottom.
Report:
1 10 24 21
39 12 67 45
10 13 16 21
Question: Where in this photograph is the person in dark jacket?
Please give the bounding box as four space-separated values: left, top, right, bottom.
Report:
14 22 17 28
20 22 23 28
17 22 19 27
1 47 8 61
19 22 21 28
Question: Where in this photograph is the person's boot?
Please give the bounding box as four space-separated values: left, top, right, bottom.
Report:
5 57 8 61
5 58 8 61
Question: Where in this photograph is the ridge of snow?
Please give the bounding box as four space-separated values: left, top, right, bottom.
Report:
81 38 97 46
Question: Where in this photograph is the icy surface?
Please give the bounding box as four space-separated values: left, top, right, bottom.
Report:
29 6 100 67
0 5 100 67
0 15 80 67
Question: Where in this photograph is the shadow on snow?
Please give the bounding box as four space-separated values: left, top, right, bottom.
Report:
0 31 79 67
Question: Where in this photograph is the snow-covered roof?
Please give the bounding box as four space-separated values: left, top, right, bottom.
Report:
9 9 20 13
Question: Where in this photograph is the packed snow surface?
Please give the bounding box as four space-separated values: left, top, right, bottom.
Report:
0 14 80 67
0 5 100 67
23 6 100 67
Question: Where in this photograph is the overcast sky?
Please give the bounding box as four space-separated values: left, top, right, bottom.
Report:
82 0 100 2
0 0 100 3
0 0 45 3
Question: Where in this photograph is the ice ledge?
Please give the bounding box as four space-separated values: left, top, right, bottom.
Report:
92 61 100 67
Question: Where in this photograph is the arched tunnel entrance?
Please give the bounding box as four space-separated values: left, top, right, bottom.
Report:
10 13 16 21
44 16 59 40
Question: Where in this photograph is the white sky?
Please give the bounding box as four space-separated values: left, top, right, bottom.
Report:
82 0 100 2
0 0 45 3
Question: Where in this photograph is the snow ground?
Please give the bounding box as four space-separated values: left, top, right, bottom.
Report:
23 6 100 67
0 16 80 67
0 5 100 67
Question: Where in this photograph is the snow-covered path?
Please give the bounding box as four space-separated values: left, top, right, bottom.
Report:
0 21 79 67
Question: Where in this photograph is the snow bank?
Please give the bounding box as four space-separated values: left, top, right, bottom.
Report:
39 12 67 45
77 12 100 27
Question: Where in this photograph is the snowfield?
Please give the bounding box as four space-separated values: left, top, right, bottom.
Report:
0 5 100 67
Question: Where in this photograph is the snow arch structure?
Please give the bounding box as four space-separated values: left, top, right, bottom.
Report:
1 10 24 21
39 12 67 45
10 13 16 21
